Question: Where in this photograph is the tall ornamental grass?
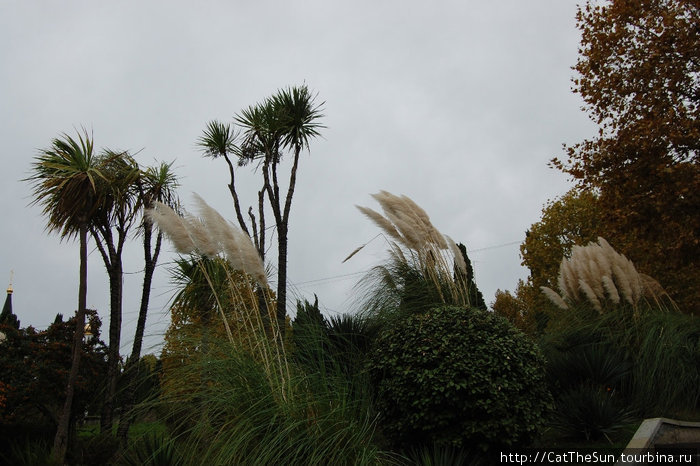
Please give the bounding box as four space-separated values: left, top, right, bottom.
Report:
540 238 699 418
349 191 470 317
147 195 396 465
540 237 675 315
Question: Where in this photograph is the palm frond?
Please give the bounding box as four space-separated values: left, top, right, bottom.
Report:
198 120 238 159
26 128 105 239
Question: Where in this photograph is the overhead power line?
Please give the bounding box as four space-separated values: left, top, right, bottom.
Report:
467 240 521 253
292 239 522 287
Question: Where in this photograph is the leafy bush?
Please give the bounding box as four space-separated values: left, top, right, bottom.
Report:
367 305 552 452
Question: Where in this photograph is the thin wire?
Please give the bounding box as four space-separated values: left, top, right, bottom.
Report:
468 240 521 253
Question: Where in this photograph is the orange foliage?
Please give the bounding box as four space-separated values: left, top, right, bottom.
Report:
552 0 700 314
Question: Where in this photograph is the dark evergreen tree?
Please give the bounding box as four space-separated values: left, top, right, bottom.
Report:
455 243 486 310
291 295 330 370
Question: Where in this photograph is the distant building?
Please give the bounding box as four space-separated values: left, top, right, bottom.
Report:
0 279 19 331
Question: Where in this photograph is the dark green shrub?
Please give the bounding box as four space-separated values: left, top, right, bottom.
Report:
292 298 379 379
628 311 700 415
550 384 633 442
326 313 380 376
291 296 332 372
118 433 183 466
367 305 552 452
543 305 700 418
543 339 631 393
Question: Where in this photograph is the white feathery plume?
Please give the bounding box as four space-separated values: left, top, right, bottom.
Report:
446 235 467 275
184 214 218 257
559 259 579 301
548 236 658 313
597 237 617 259
150 195 267 286
383 208 424 251
342 244 366 264
592 242 613 279
147 202 196 254
579 279 603 313
373 191 428 250
601 275 621 304
541 286 569 310
586 259 606 299
612 262 635 305
356 205 404 245
624 257 643 304
192 193 234 249
557 266 568 301
401 194 447 249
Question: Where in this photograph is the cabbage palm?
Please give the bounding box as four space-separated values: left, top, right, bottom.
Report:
236 85 324 332
26 129 105 463
130 161 179 364
117 161 179 443
198 121 256 249
89 149 141 432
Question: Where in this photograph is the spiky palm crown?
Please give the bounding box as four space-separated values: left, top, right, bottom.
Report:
27 129 105 238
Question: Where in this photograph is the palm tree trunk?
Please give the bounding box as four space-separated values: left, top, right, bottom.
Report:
276 225 288 335
52 223 88 463
101 260 123 433
117 228 160 444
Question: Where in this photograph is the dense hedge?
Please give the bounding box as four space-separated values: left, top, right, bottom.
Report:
367 305 552 451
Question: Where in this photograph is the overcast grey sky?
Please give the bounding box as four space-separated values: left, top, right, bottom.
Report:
1 1 595 354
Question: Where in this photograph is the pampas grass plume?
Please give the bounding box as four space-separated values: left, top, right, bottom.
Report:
356 205 404 245
541 286 569 310
150 194 267 287
446 235 467 275
601 275 621 304
147 202 196 254
578 279 602 313
544 237 661 313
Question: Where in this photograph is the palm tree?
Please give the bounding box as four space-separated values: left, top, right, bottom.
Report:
198 122 258 250
88 149 141 432
26 129 105 463
236 85 324 333
117 161 178 443
131 161 179 367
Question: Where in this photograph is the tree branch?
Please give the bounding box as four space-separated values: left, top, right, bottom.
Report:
222 152 251 238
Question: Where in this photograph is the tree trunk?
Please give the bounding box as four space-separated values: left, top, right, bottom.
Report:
101 259 123 433
276 226 288 335
117 228 159 444
52 223 88 463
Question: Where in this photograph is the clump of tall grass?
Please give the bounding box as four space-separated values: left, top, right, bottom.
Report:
148 195 395 464
539 237 698 422
148 194 289 397
540 237 674 315
152 330 396 465
118 433 183 466
348 191 470 316
543 307 699 418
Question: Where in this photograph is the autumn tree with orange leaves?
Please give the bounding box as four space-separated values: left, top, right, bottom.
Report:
552 0 700 314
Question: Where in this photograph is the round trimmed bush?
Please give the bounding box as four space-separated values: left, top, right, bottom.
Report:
367 305 552 451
